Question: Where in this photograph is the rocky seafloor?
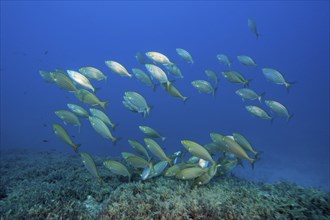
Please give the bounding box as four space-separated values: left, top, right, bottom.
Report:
0 148 329 220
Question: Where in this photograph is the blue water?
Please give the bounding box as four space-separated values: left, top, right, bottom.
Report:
1 1 329 189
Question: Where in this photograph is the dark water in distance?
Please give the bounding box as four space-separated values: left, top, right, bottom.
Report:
1 1 329 189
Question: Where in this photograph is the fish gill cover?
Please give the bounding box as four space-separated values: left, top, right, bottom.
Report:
0 1 329 219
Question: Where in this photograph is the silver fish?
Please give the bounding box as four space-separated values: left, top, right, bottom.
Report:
39 70 55 83
145 51 172 65
162 83 189 103
181 140 215 164
75 89 109 111
144 138 171 164
164 63 183 78
105 60 132 78
139 125 166 141
88 116 118 144
67 70 95 92
265 100 293 122
135 52 149 65
89 108 117 130
55 110 81 132
176 48 194 64
148 161 168 178
237 55 257 67
103 160 131 182
81 152 101 181
53 124 81 153
235 88 265 102
50 71 77 92
132 68 156 90
128 139 150 160
122 91 151 117
176 167 206 180
222 70 251 87
191 80 216 95
205 70 219 86
245 105 273 122
232 133 260 156
222 136 258 169
216 54 232 67
79 67 107 81
67 103 89 118
145 64 170 86
262 68 294 92
248 18 260 39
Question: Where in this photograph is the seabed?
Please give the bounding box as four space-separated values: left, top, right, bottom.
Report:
0 148 329 220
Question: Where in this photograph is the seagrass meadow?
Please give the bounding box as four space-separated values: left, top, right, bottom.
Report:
0 148 329 220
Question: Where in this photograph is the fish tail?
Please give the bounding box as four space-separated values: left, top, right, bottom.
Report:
112 137 118 145
112 137 122 145
73 143 82 153
258 92 266 103
144 106 151 117
250 157 260 170
244 79 253 88
254 150 263 157
112 123 119 131
93 87 101 94
287 113 294 123
100 100 109 111
152 83 159 92
285 81 296 93
183 96 189 104
167 158 172 167
213 86 218 96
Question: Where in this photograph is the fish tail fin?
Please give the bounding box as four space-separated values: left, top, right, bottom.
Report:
100 100 109 111
244 79 253 88
112 123 119 131
144 106 152 117
167 158 172 167
285 81 296 93
287 113 294 123
250 157 260 170
161 137 166 141
104 76 108 85
73 144 82 153
93 87 101 94
213 86 218 96
237 159 244 168
258 92 266 103
254 150 263 157
152 83 159 92
112 137 122 145
183 96 189 104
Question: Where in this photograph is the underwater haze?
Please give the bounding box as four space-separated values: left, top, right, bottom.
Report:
1 1 329 188
1 0 329 199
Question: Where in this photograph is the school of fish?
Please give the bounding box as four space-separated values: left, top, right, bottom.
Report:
40 18 295 186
